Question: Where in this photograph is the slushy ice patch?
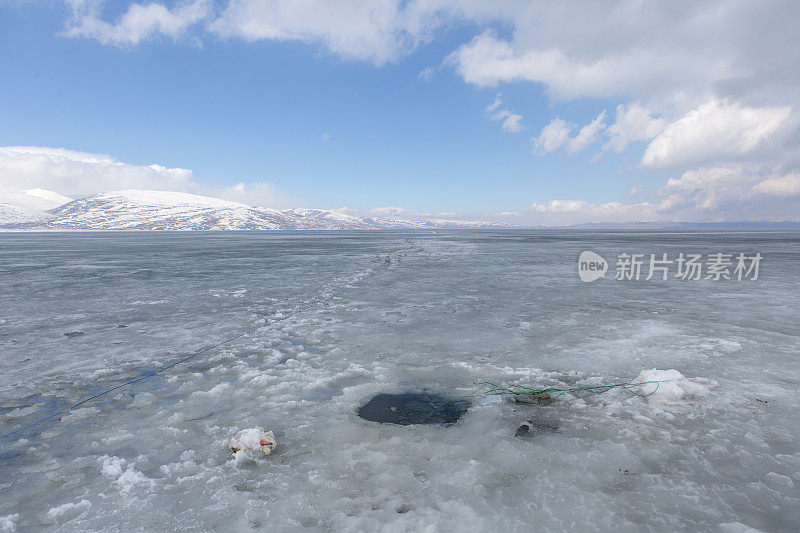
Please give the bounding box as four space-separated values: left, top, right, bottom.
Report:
357 393 470 425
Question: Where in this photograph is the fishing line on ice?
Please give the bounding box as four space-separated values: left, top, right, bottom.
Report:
0 246 411 443
471 379 679 402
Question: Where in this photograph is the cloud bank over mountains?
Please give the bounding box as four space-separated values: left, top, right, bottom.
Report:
0 146 195 197
0 146 290 210
19 1 800 223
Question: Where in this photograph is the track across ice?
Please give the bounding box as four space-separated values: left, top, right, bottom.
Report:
0 240 688 443
0 246 408 443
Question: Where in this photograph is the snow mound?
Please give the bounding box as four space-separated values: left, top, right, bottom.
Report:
98 456 153 493
229 427 276 456
632 369 717 406
45 500 91 523
0 514 19 532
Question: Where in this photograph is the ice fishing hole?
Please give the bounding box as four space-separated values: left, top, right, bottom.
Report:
357 393 470 425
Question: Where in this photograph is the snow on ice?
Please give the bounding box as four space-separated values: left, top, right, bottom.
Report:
1 231 798 531
632 368 718 406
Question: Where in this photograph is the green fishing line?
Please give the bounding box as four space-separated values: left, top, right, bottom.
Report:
472 379 672 401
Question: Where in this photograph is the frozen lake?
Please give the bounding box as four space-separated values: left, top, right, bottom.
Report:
1 231 799 531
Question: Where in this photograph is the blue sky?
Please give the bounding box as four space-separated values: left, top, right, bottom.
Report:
1 1 798 224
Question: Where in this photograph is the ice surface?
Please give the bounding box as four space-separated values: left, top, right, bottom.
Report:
1 231 799 531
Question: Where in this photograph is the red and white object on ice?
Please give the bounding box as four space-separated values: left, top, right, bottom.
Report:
229 427 277 456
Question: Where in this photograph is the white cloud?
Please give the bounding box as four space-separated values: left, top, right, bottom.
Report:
532 118 571 154
0 145 291 208
211 181 291 208
0 146 194 197
566 111 606 154
485 92 525 133
501 113 524 133
520 165 800 225
489 109 509 120
64 0 211 47
51 1 800 223
66 0 793 103
440 1 800 175
751 173 800 197
530 200 590 213
447 28 736 101
485 92 503 113
524 199 658 226
657 166 758 212
604 103 666 152
330 206 361 216
61 1 800 116
354 205 492 222
417 65 436 81
642 99 791 168
655 165 800 219
208 0 440 65
532 112 606 155
366 206 408 217
63 0 443 63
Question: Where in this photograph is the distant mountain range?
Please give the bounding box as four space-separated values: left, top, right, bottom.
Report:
2 188 798 231
0 189 508 230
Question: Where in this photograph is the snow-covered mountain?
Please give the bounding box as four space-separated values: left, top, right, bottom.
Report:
0 188 73 224
0 189 507 230
47 190 305 230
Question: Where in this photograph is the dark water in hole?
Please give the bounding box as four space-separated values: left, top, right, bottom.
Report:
357 393 471 425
